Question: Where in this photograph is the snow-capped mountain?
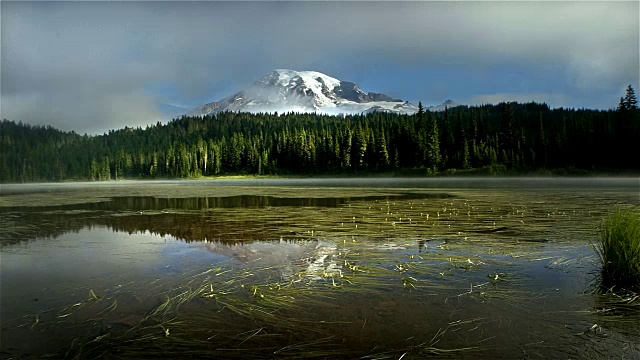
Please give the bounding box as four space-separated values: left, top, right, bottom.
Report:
186 69 458 117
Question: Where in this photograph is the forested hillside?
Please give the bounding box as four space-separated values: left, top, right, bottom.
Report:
1 88 639 182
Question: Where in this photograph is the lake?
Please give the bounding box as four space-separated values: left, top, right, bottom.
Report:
1 178 639 359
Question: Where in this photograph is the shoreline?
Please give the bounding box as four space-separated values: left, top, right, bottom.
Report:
2 169 640 186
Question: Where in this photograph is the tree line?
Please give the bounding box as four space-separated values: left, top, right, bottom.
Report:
1 86 638 182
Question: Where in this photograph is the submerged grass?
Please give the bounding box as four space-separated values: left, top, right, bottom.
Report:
3 185 640 358
16 237 522 359
596 208 640 290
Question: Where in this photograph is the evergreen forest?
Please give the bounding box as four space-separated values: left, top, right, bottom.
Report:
1 86 638 182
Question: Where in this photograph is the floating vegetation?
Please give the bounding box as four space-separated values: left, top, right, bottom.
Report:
1 181 639 358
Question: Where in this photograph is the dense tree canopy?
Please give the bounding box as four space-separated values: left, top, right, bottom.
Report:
2 89 639 182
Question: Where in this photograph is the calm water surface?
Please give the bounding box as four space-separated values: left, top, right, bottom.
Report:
1 178 639 359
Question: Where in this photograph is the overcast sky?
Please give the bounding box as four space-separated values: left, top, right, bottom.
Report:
2 1 638 135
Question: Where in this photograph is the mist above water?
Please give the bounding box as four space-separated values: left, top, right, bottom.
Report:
2 177 638 196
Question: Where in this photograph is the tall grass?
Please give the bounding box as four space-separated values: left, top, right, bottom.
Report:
596 209 640 290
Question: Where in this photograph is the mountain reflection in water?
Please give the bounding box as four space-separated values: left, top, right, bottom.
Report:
0 192 453 244
2 185 639 359
204 239 340 280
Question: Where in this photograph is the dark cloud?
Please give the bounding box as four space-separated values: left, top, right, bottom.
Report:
2 1 638 134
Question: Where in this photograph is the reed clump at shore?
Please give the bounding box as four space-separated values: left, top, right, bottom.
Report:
596 209 640 290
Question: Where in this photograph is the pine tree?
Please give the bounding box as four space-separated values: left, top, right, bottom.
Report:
342 130 352 169
417 101 425 121
538 113 548 167
618 97 627 112
376 129 390 169
499 102 515 153
624 85 638 110
426 114 441 171
393 148 400 169
352 127 367 171
462 139 470 170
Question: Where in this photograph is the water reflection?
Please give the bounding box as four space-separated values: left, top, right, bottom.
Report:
1 212 303 244
0 192 454 244
1 187 639 359
204 239 340 279
1 192 454 212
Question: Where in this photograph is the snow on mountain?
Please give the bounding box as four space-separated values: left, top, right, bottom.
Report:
425 99 460 112
186 69 459 117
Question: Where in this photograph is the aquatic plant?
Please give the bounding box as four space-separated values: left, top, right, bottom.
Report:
596 209 640 290
4 184 640 359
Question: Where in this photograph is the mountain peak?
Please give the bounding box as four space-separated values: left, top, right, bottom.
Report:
186 70 459 117
260 69 342 92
